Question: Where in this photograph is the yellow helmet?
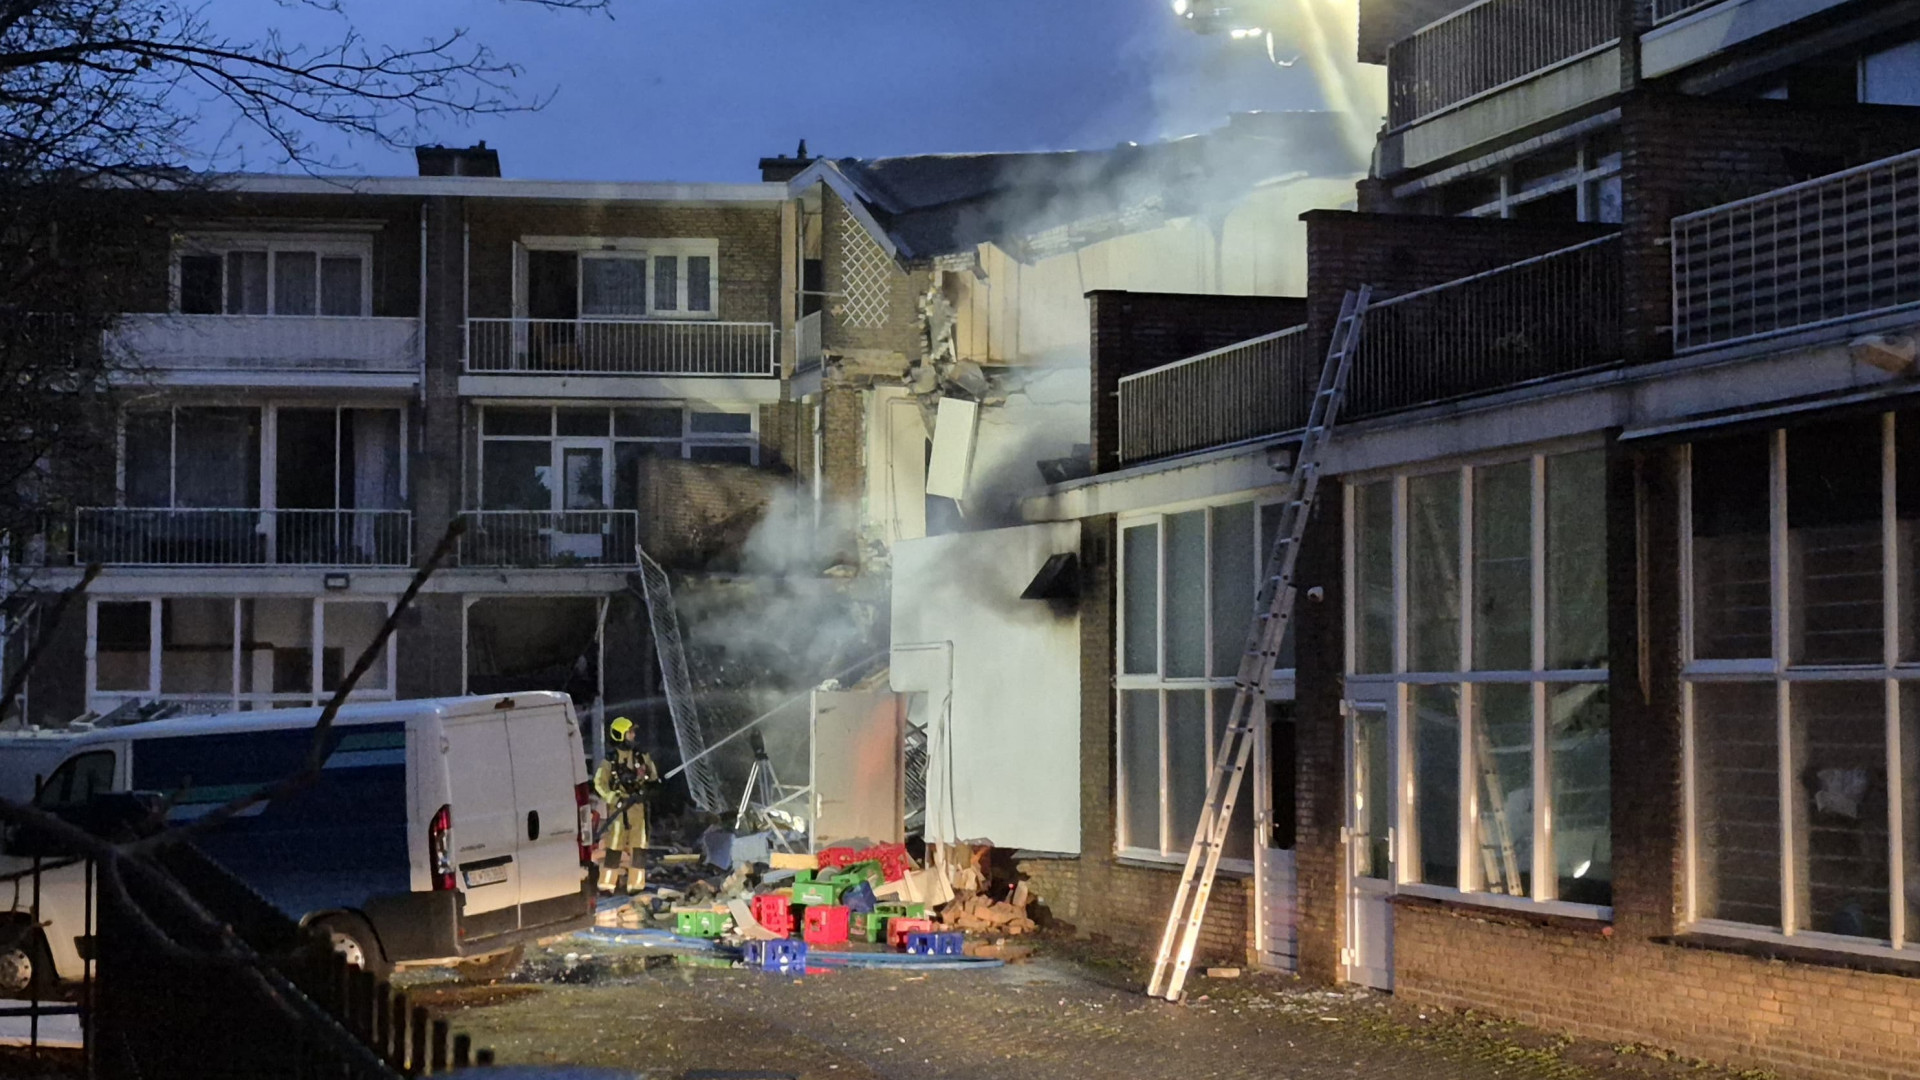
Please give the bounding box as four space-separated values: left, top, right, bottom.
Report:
609 716 634 743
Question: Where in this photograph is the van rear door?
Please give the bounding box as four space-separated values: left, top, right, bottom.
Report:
504 700 585 923
442 712 519 926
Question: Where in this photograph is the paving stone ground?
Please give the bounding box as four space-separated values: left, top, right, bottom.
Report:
407 941 1775 1080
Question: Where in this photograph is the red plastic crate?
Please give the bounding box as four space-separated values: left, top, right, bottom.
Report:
749 894 795 938
886 916 934 950
858 843 911 882
814 847 862 871
803 904 851 946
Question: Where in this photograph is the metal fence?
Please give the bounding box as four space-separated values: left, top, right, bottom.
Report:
465 318 777 377
1651 0 1723 22
74 508 412 567
1117 326 1313 464
458 510 642 568
95 843 491 1078
1670 146 1920 354
1387 0 1618 127
1351 234 1622 418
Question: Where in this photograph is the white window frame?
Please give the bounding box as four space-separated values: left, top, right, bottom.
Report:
476 403 761 511
1680 414 1920 957
1113 492 1289 869
516 237 721 321
170 232 374 317
84 596 398 714
1345 440 1613 921
1458 135 1622 224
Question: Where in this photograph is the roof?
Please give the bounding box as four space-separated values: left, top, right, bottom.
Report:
130 173 787 205
798 111 1367 264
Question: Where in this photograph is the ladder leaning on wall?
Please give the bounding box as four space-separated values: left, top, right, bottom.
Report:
1145 287 1372 1003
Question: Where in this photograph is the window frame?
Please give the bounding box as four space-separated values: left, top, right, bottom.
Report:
1345 440 1613 920
476 403 760 511
170 233 373 317
1113 491 1290 868
117 404 409 511
1680 414 1920 957
1455 134 1623 224
517 237 720 321
84 596 398 713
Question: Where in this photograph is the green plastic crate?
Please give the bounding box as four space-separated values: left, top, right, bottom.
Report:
829 861 886 890
873 902 925 921
674 909 731 938
791 879 842 906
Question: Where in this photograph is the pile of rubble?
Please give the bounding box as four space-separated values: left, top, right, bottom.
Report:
593 839 1039 965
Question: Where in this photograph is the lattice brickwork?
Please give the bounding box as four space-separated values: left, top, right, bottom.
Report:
837 206 892 330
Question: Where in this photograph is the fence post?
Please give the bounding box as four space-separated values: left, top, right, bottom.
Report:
392 992 411 1071
475 1048 495 1066
452 1034 471 1069
432 1019 450 1073
376 981 393 1062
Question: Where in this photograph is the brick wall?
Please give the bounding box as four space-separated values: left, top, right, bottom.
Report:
1619 93 1920 363
1086 291 1309 475
634 456 786 570
818 190 925 371
1290 481 1348 983
464 202 783 325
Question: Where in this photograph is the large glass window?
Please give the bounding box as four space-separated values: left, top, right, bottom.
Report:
479 404 760 512
175 238 370 317
521 243 718 320
1684 412 1920 953
1349 447 1611 910
88 597 395 711
1115 498 1284 862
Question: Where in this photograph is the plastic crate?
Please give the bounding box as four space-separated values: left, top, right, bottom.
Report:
841 881 877 915
886 916 935 950
859 843 912 882
749 894 795 937
674 909 731 938
872 902 926 921
802 904 850 946
791 879 842 906
741 939 808 972
905 931 965 957
830 861 886 891
814 846 862 871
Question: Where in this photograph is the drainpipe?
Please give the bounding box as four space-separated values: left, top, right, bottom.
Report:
417 204 428 406
812 394 824 534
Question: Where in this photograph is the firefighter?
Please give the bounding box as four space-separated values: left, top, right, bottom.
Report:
593 716 659 894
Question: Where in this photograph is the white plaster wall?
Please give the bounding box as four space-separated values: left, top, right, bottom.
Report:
890 521 1081 853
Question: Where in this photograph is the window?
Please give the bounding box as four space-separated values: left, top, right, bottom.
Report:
1684 413 1920 952
123 407 261 508
173 237 370 316
1347 448 1611 911
87 597 395 712
1445 133 1622 224
479 404 760 512
1115 497 1294 863
34 751 115 810
519 240 718 320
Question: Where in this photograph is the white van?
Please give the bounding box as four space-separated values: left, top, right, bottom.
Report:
0 691 593 988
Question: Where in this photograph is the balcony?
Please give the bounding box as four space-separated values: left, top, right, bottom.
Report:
457 510 641 569
464 319 777 378
1671 146 1920 355
73 508 412 568
1350 234 1622 418
797 310 824 373
1117 327 1312 465
1387 0 1618 130
105 315 420 381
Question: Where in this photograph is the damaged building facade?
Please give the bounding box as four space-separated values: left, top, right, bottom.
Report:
9 144 803 770
972 0 1920 1077
777 114 1366 860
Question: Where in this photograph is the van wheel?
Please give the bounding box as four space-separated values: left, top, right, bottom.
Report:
310 914 391 982
0 929 51 999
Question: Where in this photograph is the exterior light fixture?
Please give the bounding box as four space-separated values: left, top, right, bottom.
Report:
1171 0 1191 15
323 572 351 591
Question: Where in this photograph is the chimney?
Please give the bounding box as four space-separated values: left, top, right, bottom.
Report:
415 141 502 178
758 139 816 183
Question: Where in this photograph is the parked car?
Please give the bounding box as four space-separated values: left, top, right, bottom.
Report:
0 691 594 991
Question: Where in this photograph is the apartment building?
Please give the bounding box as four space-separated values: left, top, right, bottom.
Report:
12 145 796 768
992 2 1920 1076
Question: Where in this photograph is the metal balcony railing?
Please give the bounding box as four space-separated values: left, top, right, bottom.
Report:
74 508 412 567
1671 146 1920 354
1387 0 1618 128
464 318 777 378
797 310 824 372
458 510 641 568
1650 0 1724 23
1117 326 1313 464
1351 235 1622 418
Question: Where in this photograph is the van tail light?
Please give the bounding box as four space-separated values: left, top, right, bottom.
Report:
575 781 596 867
429 804 456 892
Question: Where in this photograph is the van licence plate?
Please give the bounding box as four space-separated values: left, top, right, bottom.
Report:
464 865 508 888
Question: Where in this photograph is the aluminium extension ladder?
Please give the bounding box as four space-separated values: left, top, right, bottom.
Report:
1146 287 1372 1002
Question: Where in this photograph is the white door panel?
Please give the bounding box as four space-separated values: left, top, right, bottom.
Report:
444 715 519 915
506 704 584 911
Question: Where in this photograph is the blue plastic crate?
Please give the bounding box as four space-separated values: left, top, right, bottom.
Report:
741 939 809 972
842 881 877 914
904 931 965 957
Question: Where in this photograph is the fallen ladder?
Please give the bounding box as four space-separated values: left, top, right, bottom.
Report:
1146 287 1371 1002
630 551 728 815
